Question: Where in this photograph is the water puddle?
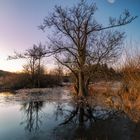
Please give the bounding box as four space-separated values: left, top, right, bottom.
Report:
0 87 139 140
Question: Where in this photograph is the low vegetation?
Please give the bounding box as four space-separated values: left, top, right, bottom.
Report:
0 71 70 91
94 48 140 122
117 48 140 120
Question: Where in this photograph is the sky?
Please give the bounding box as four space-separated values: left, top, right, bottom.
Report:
0 0 139 72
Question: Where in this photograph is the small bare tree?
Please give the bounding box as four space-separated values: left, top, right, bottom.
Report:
40 0 137 97
8 43 48 87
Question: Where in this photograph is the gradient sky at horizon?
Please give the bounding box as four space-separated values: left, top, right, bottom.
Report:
0 0 140 72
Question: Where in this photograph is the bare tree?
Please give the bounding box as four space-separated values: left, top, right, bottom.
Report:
8 43 48 87
40 0 137 97
52 62 64 83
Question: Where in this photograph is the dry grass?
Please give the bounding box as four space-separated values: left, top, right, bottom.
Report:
110 47 140 121
89 81 121 95
89 47 140 122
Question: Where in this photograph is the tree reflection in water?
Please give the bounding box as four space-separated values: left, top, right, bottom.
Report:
58 98 121 125
19 98 138 140
20 101 44 132
53 98 134 140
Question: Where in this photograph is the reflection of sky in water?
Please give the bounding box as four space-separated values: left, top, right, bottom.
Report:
0 89 73 140
0 89 140 140
0 100 66 140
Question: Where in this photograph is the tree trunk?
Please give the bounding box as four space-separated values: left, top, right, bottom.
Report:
37 58 41 88
74 77 79 95
78 71 88 97
31 58 35 88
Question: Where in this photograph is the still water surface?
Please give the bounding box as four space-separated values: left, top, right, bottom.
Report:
0 87 139 140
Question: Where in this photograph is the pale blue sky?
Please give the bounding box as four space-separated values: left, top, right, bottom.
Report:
0 0 139 71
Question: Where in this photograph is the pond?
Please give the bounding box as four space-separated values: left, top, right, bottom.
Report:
0 87 139 140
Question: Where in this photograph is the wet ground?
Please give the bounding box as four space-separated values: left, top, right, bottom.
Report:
0 87 140 140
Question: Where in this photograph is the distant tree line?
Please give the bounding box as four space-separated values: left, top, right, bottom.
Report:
0 71 69 90
0 62 121 90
